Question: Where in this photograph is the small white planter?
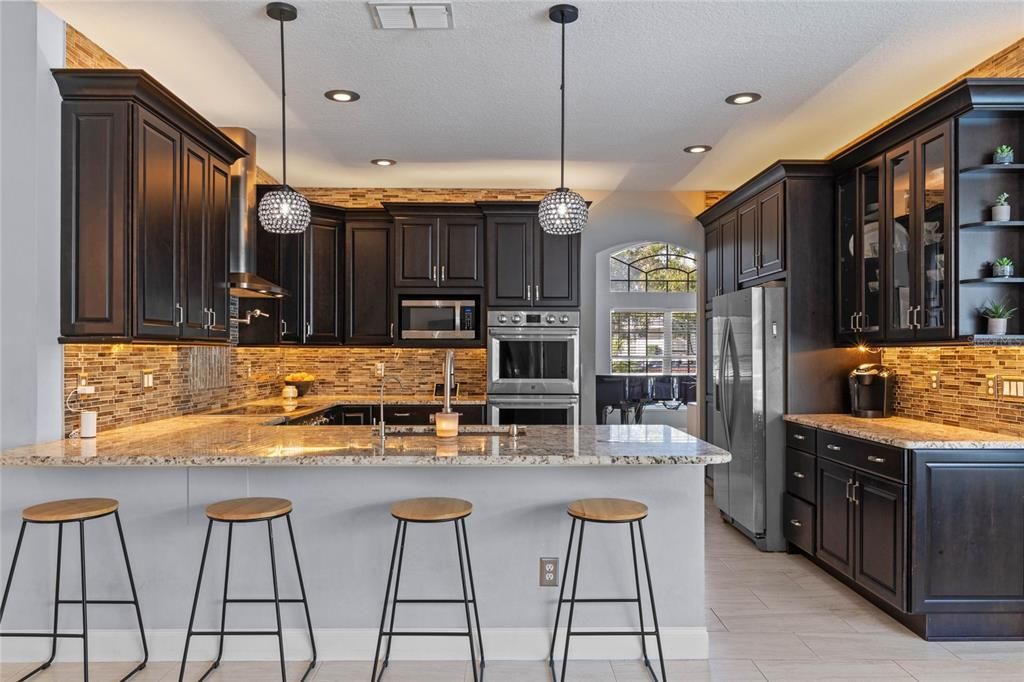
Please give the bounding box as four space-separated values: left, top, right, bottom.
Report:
987 317 1008 335
992 204 1011 222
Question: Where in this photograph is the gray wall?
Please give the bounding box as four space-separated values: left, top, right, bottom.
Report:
578 191 705 425
0 2 63 449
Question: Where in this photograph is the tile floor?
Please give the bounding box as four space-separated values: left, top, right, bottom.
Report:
3 490 1023 681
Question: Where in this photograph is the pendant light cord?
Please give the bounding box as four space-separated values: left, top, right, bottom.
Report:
279 16 287 186
559 18 566 189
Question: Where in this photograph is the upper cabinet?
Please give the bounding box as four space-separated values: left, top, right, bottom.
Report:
247 194 345 346
737 184 785 284
832 79 1024 343
480 203 580 308
345 212 394 345
56 70 246 342
389 205 484 288
703 210 737 310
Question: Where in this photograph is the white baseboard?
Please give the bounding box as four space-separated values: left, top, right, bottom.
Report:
0 626 708 662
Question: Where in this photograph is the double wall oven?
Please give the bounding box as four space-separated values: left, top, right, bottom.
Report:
487 310 580 425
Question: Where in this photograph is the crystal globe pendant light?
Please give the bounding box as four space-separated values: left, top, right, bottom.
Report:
258 2 310 234
539 4 587 236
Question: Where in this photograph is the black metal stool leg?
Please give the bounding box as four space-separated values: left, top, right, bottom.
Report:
559 520 586 682
460 518 485 671
371 519 403 682
3 521 60 682
79 520 89 682
179 519 214 682
638 520 667 682
211 521 234 672
629 522 651 667
381 520 407 670
113 512 148 681
0 520 28 622
454 520 478 682
266 519 287 682
285 514 317 682
547 517 576 678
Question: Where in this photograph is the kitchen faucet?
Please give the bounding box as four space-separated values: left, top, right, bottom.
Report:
377 374 405 447
442 350 455 413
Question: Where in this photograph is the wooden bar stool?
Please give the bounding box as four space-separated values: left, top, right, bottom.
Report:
0 498 148 682
548 498 666 682
178 497 316 682
371 497 484 682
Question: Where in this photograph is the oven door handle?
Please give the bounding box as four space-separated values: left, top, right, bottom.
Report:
487 330 579 342
488 398 579 408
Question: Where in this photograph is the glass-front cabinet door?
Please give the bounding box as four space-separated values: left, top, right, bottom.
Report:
885 143 915 340
836 173 859 342
914 123 953 340
857 159 884 339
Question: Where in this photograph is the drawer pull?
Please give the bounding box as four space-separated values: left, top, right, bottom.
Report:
791 471 806 479
792 433 806 440
826 444 841 451
392 412 412 417
789 519 803 527
867 455 885 463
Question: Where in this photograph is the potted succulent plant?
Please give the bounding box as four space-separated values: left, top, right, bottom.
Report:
993 257 1015 278
993 192 1011 222
979 300 1017 335
994 144 1015 165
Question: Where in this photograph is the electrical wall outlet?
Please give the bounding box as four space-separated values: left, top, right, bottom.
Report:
929 370 940 389
141 369 155 390
375 362 386 378
540 557 558 587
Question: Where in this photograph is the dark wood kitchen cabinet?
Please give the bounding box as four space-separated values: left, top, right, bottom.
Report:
246 194 344 345
791 422 1024 639
703 210 737 309
389 205 484 288
345 213 394 344
737 183 785 283
480 202 579 308
55 69 246 342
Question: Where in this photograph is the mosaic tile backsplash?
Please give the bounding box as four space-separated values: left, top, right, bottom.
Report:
881 346 1024 437
63 345 486 436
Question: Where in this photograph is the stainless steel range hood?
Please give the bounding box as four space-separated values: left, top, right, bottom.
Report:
219 127 289 299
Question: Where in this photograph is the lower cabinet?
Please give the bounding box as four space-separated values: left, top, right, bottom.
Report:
816 458 856 578
382 404 485 426
783 494 814 555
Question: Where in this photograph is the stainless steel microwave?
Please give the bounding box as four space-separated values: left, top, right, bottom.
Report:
399 299 477 340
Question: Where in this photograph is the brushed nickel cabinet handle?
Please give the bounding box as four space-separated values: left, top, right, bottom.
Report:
789 519 802 527
867 455 885 463
852 481 861 505
175 303 184 326
432 265 438 284
534 284 540 302
210 310 216 329
793 434 806 441
440 265 446 282
845 479 853 502
281 319 288 336
792 471 806 479
827 444 841 451
392 412 412 417
390 322 395 339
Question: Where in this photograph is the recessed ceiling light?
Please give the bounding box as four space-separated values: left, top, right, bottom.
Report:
371 158 397 166
324 89 360 102
725 92 761 105
683 145 712 154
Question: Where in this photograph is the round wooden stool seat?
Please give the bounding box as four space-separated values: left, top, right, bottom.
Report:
568 498 648 523
391 497 473 522
23 497 119 523
206 497 293 522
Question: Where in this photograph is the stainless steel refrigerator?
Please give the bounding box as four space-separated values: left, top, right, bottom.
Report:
711 287 787 551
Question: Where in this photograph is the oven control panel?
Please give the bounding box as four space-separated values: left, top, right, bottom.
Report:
488 310 579 327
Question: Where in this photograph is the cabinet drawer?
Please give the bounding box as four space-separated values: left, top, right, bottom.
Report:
784 494 815 554
786 422 816 453
785 448 816 503
383 405 434 425
817 431 906 483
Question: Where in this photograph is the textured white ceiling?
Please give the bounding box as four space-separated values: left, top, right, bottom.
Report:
43 0 1024 190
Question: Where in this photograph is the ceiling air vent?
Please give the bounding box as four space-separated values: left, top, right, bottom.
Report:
368 2 454 29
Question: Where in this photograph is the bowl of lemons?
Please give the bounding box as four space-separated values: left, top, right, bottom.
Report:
284 372 315 397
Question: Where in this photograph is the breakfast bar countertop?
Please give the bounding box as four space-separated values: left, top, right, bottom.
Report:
0 417 731 467
784 413 1024 450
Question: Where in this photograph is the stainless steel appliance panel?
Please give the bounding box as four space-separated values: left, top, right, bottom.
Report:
487 326 580 395
487 394 580 426
400 299 476 340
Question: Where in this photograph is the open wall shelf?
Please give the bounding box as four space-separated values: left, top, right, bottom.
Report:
960 164 1024 173
960 221 1024 229
960 277 1024 284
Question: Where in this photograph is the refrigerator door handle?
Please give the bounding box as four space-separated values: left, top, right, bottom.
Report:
720 319 735 451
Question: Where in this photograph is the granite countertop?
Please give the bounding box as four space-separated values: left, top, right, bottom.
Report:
784 414 1024 450
0 418 731 467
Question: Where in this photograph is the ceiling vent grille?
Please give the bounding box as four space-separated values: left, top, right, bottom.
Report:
368 2 454 30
